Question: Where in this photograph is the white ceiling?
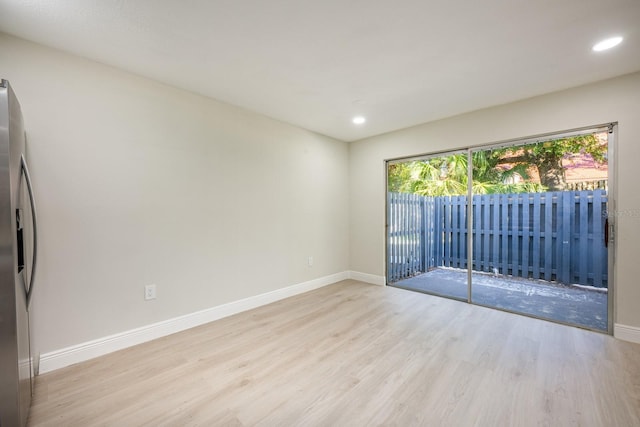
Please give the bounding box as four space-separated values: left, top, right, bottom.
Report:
1 0 639 142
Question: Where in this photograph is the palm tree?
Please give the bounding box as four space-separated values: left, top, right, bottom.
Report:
388 152 545 196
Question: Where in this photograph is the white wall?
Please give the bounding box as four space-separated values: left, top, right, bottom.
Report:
0 34 350 356
349 72 640 330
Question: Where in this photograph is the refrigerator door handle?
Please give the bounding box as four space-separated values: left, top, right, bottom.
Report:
20 154 38 308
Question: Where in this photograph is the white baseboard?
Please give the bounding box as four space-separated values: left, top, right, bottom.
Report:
614 323 640 344
39 271 349 374
348 271 386 286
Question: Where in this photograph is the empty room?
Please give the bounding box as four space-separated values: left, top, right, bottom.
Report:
1 1 639 426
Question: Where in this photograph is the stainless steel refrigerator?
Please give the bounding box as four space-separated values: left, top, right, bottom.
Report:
0 79 38 427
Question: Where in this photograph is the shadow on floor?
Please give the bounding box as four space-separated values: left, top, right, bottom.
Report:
391 268 608 331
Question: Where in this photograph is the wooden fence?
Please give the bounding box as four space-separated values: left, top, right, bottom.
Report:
387 190 608 287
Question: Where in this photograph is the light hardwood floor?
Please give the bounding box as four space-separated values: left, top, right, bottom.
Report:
28 280 640 426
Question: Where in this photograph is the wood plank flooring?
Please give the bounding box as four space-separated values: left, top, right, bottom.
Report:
28 280 640 426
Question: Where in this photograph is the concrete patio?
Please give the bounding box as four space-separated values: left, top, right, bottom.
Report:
391 267 608 331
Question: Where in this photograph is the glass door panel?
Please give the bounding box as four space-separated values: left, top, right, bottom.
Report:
470 132 609 331
387 153 469 301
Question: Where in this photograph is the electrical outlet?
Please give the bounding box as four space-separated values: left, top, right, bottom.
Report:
308 256 313 267
144 284 156 300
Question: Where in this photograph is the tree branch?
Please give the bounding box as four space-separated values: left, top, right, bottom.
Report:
496 155 530 164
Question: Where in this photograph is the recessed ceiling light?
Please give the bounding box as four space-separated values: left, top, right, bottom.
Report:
353 116 366 125
592 36 623 52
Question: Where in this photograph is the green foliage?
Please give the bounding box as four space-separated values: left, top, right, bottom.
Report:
494 134 605 191
388 134 605 196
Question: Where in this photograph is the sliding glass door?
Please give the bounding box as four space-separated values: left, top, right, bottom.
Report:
386 125 614 332
387 151 469 301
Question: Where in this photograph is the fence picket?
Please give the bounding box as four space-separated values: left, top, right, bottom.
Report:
578 191 589 285
387 192 392 281
532 193 541 280
410 193 415 275
501 194 509 275
456 196 467 268
522 194 530 278
544 193 553 281
435 197 439 268
390 192 396 281
559 192 572 283
443 198 450 267
480 195 489 272
593 190 604 287
492 195 500 274
416 195 421 275
511 194 520 276
451 197 458 268
402 193 407 277
461 196 468 269
472 196 480 270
